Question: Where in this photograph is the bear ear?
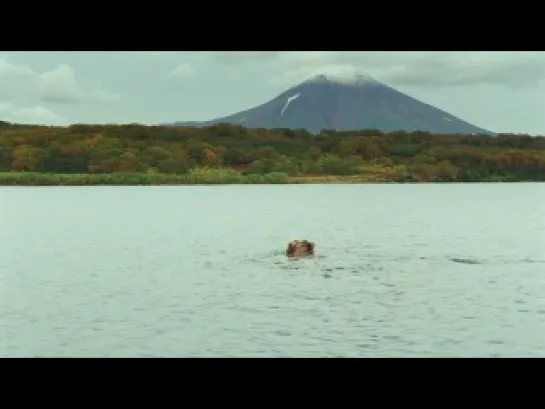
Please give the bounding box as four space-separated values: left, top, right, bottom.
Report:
286 242 295 255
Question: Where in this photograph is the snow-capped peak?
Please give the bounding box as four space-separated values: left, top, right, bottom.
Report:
304 67 379 87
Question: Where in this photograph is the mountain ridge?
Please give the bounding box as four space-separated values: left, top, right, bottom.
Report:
165 72 494 135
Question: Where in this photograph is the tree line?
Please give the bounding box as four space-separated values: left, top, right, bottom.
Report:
1 120 544 184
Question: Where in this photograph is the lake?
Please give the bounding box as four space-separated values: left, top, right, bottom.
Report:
1 183 544 357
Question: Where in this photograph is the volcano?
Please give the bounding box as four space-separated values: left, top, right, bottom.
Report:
166 72 493 135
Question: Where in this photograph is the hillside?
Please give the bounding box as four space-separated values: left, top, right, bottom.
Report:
167 73 493 135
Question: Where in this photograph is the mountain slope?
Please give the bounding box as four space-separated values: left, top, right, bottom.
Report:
167 73 493 135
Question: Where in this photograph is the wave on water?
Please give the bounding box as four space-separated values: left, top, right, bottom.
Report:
448 256 544 265
449 257 483 265
243 248 544 280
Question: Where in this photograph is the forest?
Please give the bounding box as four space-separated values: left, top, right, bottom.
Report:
0 120 544 185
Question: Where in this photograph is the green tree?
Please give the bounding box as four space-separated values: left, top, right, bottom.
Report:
117 151 144 172
270 155 300 176
251 146 278 161
157 150 194 173
0 148 12 171
316 154 355 175
247 159 273 174
222 148 251 166
11 145 45 172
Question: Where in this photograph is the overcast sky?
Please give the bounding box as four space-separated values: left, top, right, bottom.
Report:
0 51 544 135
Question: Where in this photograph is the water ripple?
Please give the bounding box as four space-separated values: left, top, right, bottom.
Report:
1 184 544 357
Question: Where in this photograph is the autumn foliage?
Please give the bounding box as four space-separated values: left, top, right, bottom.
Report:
0 120 544 184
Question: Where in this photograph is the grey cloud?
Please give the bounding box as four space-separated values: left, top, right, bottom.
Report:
371 52 545 88
208 51 282 65
40 64 120 104
0 58 120 105
169 63 195 77
0 58 41 102
236 51 545 88
0 102 68 125
129 51 180 58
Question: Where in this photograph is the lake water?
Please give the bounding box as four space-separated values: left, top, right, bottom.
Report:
1 183 544 357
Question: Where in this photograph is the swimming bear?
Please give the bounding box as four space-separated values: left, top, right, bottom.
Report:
286 240 315 258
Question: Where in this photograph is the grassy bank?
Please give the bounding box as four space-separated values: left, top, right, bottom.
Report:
0 166 527 186
0 170 382 186
1 122 545 184
0 168 294 186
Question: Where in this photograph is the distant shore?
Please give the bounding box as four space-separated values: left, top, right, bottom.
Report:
0 171 538 186
1 122 544 185
0 171 389 186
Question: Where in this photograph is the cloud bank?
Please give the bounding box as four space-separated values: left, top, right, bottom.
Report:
169 62 195 77
0 58 120 104
0 57 120 125
0 102 69 125
206 51 545 89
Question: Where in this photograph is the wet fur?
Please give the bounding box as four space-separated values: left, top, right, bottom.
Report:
286 240 315 259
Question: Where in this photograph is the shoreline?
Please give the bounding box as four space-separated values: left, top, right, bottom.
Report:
1 124 544 186
1 122 544 188
0 172 541 186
